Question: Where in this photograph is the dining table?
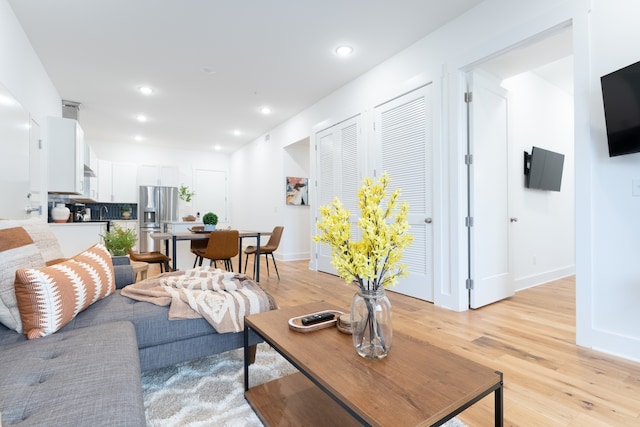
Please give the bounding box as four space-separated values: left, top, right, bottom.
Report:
150 230 272 282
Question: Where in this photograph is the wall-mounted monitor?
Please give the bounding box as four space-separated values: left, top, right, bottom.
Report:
523 147 565 192
601 59 640 157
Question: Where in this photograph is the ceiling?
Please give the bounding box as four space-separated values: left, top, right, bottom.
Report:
9 0 485 154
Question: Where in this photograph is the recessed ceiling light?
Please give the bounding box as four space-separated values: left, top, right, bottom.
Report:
335 45 354 57
134 135 143 141
233 129 241 136
139 86 153 95
136 114 147 122
260 106 272 115
213 145 222 151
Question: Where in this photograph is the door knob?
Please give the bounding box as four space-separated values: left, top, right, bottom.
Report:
425 218 432 224
510 217 518 222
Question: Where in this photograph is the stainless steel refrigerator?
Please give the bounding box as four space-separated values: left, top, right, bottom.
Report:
138 185 179 252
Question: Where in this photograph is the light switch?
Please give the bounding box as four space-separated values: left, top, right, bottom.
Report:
633 179 640 197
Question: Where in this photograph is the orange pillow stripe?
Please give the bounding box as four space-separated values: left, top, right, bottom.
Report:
14 243 115 339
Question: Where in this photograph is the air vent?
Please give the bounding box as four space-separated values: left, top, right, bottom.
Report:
62 100 82 121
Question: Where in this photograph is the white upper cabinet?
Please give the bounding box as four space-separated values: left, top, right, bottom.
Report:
97 159 112 203
137 165 179 187
48 117 84 194
97 159 137 203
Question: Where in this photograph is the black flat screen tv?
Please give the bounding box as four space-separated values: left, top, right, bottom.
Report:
601 60 640 157
524 147 565 192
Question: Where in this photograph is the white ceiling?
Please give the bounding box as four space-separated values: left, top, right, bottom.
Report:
9 0 485 154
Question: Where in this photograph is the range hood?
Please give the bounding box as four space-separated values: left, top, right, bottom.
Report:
84 164 96 177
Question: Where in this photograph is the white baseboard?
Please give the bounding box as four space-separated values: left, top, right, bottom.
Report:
274 252 310 262
514 265 575 291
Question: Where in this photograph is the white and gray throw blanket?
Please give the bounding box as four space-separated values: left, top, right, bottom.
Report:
121 267 275 333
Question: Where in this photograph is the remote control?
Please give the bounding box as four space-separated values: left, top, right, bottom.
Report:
301 312 335 325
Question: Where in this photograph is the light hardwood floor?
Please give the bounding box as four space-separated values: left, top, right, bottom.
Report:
148 257 640 426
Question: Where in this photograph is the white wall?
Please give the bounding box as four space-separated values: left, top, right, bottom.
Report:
282 138 311 261
575 0 640 361
502 71 576 291
0 0 61 207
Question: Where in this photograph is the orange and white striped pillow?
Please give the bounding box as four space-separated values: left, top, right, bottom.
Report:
14 243 115 339
0 218 65 332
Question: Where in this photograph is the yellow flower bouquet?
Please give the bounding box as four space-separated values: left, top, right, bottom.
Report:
314 172 413 292
314 173 413 358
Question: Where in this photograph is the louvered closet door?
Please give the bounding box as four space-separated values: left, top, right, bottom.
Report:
374 85 433 301
316 115 361 275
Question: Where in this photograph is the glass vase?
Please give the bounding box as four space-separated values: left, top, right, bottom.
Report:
350 287 392 359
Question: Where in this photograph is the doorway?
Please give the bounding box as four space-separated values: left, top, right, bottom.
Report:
466 25 576 308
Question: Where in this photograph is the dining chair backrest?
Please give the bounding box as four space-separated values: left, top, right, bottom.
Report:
203 229 239 260
262 226 284 252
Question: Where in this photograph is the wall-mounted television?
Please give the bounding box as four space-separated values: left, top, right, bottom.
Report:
523 147 565 192
601 59 640 157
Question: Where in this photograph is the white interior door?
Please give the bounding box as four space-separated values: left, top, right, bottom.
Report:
468 71 514 308
193 169 227 224
315 116 361 274
374 84 433 301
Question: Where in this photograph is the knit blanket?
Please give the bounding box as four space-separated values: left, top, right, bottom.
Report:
121 267 275 333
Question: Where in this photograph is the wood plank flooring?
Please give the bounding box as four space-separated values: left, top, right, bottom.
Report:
147 257 640 426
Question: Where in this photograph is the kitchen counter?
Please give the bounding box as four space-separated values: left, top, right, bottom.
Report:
49 220 110 226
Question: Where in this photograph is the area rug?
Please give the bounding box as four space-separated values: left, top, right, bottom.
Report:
142 343 469 426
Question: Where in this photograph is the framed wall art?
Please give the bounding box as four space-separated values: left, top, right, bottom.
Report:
286 176 308 206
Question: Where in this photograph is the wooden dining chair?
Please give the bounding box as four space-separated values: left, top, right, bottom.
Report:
193 229 239 271
128 249 172 273
243 226 284 279
189 226 208 267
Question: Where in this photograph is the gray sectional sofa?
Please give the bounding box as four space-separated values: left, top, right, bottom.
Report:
0 257 261 426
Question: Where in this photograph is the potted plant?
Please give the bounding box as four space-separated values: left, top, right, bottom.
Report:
202 212 218 231
121 204 132 219
101 224 137 257
179 185 196 221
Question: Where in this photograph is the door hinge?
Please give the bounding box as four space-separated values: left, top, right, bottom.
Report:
465 217 474 227
465 154 473 165
466 278 474 290
464 92 473 103
38 139 43 149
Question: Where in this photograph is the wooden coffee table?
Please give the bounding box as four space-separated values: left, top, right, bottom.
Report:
244 301 503 426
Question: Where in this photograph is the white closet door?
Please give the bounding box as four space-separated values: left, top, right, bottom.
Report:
315 115 361 274
374 84 433 301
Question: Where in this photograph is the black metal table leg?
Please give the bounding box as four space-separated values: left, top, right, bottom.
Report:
495 371 503 427
244 323 250 391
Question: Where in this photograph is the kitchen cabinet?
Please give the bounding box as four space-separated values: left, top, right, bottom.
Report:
48 117 84 194
97 159 112 202
137 165 179 187
83 143 98 200
97 160 137 203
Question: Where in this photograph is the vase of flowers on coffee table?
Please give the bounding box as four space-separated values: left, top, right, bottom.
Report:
314 173 413 359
